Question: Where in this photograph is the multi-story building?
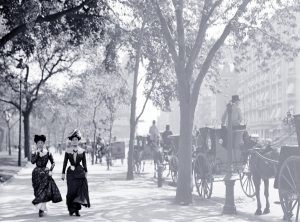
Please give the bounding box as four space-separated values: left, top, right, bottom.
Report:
238 55 300 141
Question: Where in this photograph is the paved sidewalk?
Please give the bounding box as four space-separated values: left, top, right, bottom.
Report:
0 151 286 222
0 150 26 183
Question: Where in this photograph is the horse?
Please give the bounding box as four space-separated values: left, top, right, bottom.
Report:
147 137 164 178
243 132 280 215
95 144 106 164
133 144 144 174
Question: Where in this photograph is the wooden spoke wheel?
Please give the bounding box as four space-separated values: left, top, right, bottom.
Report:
279 156 300 222
239 155 256 198
169 155 178 183
193 153 213 199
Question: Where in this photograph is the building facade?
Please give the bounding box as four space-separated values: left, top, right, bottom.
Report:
238 56 300 141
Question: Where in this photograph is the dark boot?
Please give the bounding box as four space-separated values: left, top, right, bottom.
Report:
69 211 74 216
75 210 80 217
39 210 44 217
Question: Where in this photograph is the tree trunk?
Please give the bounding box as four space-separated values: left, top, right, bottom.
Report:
127 29 144 180
109 118 113 145
175 85 194 204
23 111 31 160
92 128 96 165
8 127 11 156
0 127 4 152
61 122 67 145
54 130 57 148
127 116 136 180
48 128 51 148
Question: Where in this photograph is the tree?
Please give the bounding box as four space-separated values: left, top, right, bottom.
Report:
0 103 18 155
111 0 168 180
147 0 300 204
0 0 109 49
0 38 78 159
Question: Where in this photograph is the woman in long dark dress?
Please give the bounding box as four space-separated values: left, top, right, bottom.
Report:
62 129 90 216
31 135 62 217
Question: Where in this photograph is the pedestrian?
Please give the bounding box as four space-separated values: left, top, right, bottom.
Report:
149 120 160 147
161 124 173 154
61 129 90 216
31 134 62 217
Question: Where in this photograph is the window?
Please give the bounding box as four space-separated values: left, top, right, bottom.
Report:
286 82 295 95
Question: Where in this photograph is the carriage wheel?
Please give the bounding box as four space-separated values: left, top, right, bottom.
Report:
279 156 300 222
193 153 213 199
239 155 256 198
169 156 178 183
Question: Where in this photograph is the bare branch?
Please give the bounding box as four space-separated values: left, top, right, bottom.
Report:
185 0 223 78
135 59 166 123
0 98 20 110
137 75 145 88
152 0 178 65
173 0 186 68
191 0 251 110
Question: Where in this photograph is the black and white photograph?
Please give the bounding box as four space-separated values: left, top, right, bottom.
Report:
1 0 300 221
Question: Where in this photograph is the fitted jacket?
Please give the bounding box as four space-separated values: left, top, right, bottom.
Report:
62 147 87 174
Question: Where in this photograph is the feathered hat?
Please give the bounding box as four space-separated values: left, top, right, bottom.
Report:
34 135 46 143
68 129 82 141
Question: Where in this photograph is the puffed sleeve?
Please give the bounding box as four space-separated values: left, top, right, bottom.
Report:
31 152 39 164
82 152 88 172
49 152 55 171
62 152 68 174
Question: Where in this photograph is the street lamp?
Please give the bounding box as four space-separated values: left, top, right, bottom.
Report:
16 59 26 167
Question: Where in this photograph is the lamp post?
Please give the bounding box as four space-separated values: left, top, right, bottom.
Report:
223 102 236 214
16 59 25 167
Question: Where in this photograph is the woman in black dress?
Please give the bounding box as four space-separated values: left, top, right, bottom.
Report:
62 129 90 216
31 135 62 217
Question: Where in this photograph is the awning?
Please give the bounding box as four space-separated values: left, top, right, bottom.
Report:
286 83 295 95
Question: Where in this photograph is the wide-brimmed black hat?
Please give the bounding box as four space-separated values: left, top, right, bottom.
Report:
231 95 240 103
68 129 81 141
34 135 46 143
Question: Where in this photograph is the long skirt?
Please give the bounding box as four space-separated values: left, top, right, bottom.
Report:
66 165 90 213
32 167 62 206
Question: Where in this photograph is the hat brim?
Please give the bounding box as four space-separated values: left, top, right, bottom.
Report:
68 135 81 141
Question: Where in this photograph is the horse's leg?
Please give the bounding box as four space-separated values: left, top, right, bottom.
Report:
143 161 146 172
263 179 270 214
254 175 262 215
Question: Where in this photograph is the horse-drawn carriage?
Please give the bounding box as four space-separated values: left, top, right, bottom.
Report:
193 114 300 221
133 135 176 178
192 126 255 199
133 136 161 174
